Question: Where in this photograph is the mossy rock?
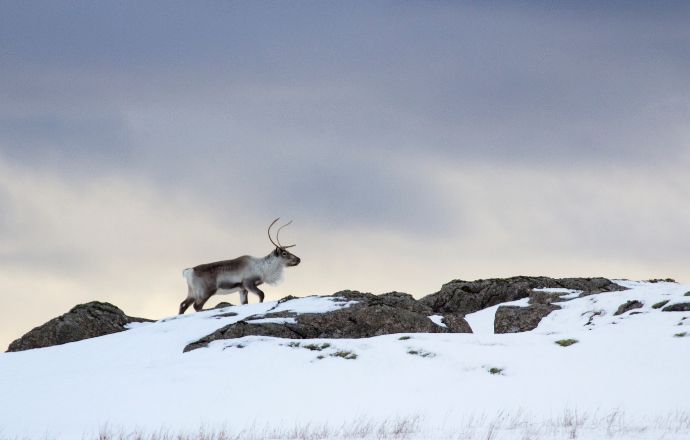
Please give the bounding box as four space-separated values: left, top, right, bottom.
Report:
652 300 670 309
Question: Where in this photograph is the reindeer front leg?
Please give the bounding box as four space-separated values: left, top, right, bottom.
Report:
239 288 249 305
243 279 265 303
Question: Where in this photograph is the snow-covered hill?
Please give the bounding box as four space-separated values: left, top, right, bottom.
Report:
1 280 689 440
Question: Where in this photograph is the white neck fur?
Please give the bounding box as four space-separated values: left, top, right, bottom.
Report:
258 253 284 285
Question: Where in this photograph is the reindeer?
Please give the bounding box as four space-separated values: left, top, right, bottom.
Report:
179 218 301 314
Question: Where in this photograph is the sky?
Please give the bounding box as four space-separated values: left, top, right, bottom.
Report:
1 1 689 349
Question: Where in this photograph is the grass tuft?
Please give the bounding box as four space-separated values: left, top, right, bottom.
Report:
331 350 357 360
674 332 687 338
488 367 504 375
398 336 411 340
407 349 435 358
555 338 579 347
303 343 331 351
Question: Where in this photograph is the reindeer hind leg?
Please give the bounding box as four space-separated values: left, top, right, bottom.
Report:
179 284 196 315
179 297 194 315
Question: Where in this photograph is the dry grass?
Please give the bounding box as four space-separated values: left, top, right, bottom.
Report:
3 410 690 440
85 417 419 440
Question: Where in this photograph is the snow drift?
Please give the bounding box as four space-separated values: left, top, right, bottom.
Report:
0 280 689 440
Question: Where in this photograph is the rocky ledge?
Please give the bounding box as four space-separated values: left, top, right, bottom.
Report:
8 276 633 353
183 290 473 352
7 301 152 352
419 276 625 315
420 276 626 334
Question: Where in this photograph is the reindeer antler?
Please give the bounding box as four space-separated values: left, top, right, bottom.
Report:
267 218 281 248
276 220 296 249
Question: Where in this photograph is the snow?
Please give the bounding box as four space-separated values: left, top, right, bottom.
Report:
0 282 689 439
428 314 447 327
268 295 358 314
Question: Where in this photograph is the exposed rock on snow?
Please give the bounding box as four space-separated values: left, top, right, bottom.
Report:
614 300 644 315
7 301 152 352
662 302 690 312
419 276 625 316
440 313 473 333
7 277 629 353
183 290 472 352
213 302 234 309
528 289 572 305
494 304 561 333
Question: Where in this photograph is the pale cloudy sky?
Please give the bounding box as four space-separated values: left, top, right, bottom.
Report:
1 1 689 349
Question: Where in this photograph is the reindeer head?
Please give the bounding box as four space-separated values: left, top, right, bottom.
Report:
268 218 301 267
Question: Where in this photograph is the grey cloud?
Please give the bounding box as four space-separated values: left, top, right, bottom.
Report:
0 115 132 168
1 1 687 167
1 1 689 234
254 153 451 234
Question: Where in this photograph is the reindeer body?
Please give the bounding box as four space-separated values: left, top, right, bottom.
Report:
179 219 300 314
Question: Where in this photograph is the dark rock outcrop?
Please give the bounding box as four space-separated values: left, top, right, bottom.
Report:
9 277 630 353
7 302 152 352
419 276 624 316
494 304 561 333
441 314 473 333
214 302 234 309
528 290 566 305
553 277 627 294
614 300 643 316
662 303 690 312
183 291 472 352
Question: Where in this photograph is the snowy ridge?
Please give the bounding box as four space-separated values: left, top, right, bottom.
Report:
0 281 689 439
